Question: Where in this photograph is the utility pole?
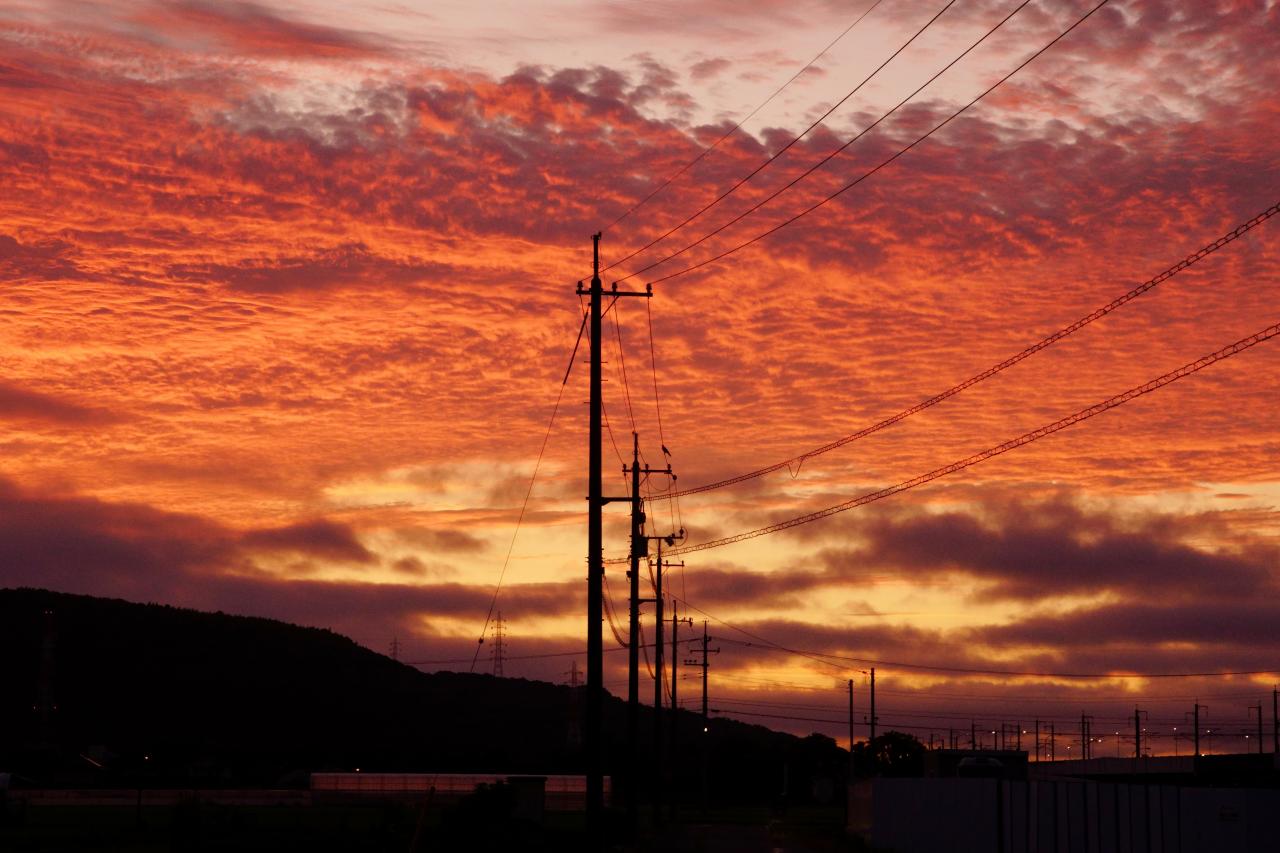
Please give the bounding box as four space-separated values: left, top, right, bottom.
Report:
622 439 676 828
565 661 583 747
847 679 855 757
971 720 976 751
578 233 651 832
1249 703 1263 755
1050 723 1055 761
1193 702 1206 757
652 534 683 824
1034 720 1040 762
686 621 718 813
626 433 642 830
869 668 877 743
669 603 690 822
1134 708 1147 758
653 545 664 823
1080 714 1093 760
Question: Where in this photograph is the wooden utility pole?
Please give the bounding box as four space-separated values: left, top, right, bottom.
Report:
669 602 690 821
869 668 877 743
622 444 676 827
625 433 642 829
847 679 855 756
686 620 718 813
653 542 664 823
578 234 649 833
1134 708 1141 758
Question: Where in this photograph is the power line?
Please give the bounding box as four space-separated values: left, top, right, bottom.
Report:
671 592 1280 680
667 200 1280 498
604 0 956 273
636 0 1112 287
410 638 698 667
651 319 1280 558
468 309 587 672
603 0 886 232
715 634 1280 679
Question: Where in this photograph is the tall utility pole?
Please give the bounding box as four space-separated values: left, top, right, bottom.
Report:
652 533 683 823
1193 702 1206 757
1080 714 1093 760
1034 720 1040 762
1049 723 1055 761
669 603 690 821
623 437 676 828
1134 708 1147 758
653 543 665 822
869 668 877 743
847 679 855 757
625 433 642 829
686 621 718 813
579 233 650 831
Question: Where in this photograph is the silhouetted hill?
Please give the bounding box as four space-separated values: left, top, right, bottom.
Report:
0 588 846 804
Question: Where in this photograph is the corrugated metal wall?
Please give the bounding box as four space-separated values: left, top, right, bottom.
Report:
871 778 1278 853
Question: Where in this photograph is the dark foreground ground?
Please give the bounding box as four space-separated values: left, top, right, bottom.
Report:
0 801 866 853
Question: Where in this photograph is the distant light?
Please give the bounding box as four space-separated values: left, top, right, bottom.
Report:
355 768 361 772
703 727 709 733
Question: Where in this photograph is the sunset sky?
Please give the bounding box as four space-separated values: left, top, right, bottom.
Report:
2 0 1278 754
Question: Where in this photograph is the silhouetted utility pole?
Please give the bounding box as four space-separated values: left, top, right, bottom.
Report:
565 661 582 747
652 534 683 824
1050 723 1055 761
1249 703 1263 755
847 679 855 757
1080 714 1093 760
869 668 877 743
625 433 642 829
1034 720 1040 761
1193 702 1207 756
1134 708 1148 758
971 720 977 751
669 603 690 821
686 621 718 813
578 233 650 833
621 440 676 828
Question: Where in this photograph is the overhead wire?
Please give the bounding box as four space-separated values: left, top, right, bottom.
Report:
664 201 1280 497
673 591 1280 679
652 319 1280 558
603 0 887 233
633 0 1112 287
467 308 587 672
603 0 958 273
